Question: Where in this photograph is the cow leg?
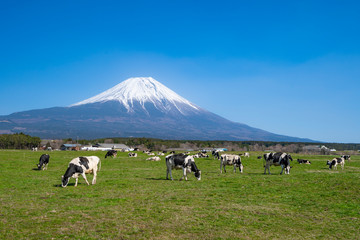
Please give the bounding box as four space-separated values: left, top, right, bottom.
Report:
240 165 243 173
74 177 78 187
179 168 186 181
82 173 90 185
233 165 236 173
92 170 97 185
169 169 174 181
280 165 284 175
220 161 223 173
166 168 169 180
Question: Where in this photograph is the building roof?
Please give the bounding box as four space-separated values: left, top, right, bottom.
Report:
96 143 129 149
62 144 81 147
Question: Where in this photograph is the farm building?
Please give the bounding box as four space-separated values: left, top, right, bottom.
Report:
60 144 81 151
93 143 131 151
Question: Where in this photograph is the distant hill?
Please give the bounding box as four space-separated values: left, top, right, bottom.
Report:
0 77 314 142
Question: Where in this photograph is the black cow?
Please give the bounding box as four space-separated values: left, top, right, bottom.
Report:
105 150 117 158
166 154 201 181
37 154 50 170
341 155 351 161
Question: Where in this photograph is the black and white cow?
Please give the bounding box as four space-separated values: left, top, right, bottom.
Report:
105 150 117 158
61 156 101 187
193 152 209 158
219 154 243 173
263 152 293 175
341 155 351 161
212 150 220 160
297 159 311 164
327 157 345 170
37 154 50 170
166 154 201 181
128 152 137 157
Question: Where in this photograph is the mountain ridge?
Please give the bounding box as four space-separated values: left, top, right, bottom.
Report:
0 77 315 142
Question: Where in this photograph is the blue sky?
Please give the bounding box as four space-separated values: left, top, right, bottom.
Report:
1 0 359 143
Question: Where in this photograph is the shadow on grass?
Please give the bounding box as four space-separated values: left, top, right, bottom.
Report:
246 172 269 175
53 183 76 187
146 177 168 181
32 168 41 171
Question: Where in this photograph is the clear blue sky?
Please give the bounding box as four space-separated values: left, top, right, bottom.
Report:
1 0 359 143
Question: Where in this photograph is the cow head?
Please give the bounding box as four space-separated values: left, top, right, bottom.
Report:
194 170 201 180
61 175 69 188
37 163 42 170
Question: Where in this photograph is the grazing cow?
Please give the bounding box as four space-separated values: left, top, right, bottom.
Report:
166 154 201 181
146 156 161 161
61 156 101 187
243 152 250 158
37 154 50 170
341 155 351 161
263 152 293 175
128 152 137 157
105 150 117 158
327 157 345 170
219 154 243 173
297 159 311 164
212 150 220 160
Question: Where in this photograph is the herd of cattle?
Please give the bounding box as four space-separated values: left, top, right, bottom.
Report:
34 150 352 187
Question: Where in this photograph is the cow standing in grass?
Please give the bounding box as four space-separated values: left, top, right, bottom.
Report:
263 152 293 175
37 154 50 170
61 156 101 187
105 150 117 158
166 154 201 181
219 154 243 173
327 157 345 170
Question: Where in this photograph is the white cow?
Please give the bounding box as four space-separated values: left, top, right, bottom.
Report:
146 156 161 161
220 154 243 173
61 156 101 187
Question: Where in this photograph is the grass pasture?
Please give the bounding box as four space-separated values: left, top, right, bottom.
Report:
0 150 359 239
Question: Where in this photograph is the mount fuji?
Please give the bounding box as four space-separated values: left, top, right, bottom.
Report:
0 77 312 141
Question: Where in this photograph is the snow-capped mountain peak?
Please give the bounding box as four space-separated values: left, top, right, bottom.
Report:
71 77 199 114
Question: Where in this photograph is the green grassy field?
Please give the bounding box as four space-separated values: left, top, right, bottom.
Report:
0 150 359 239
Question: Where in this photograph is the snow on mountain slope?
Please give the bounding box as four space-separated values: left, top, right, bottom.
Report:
71 77 199 115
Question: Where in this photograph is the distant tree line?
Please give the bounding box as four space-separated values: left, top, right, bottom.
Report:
71 137 360 153
0 133 41 149
1 134 359 153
